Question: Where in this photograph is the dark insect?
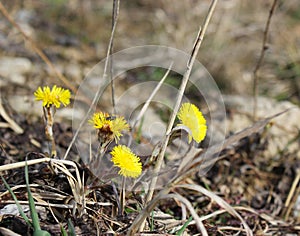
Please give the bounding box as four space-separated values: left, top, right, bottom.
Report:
105 116 116 121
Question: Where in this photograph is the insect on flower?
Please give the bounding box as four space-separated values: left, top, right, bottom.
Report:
89 112 129 146
105 116 117 121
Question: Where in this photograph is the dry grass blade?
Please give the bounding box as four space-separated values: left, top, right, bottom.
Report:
0 97 23 134
129 188 208 235
0 156 84 216
284 168 300 220
163 193 208 236
127 188 170 235
52 159 82 189
0 184 68 202
175 109 290 181
0 157 51 172
0 157 82 191
0 227 22 236
1 200 73 209
130 62 173 130
177 184 253 236
50 160 85 216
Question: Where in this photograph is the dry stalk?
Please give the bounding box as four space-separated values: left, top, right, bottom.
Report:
134 1 219 232
143 0 218 211
252 0 278 120
63 0 120 160
1 200 74 209
109 0 120 114
0 97 23 134
284 168 300 220
0 157 51 172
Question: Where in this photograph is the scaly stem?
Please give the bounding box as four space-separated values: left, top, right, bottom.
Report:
43 106 57 157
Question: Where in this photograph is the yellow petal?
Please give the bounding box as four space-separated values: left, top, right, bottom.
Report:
177 103 207 143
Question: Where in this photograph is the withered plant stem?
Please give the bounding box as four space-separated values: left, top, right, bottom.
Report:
109 0 120 114
252 0 278 120
64 0 120 160
43 107 57 157
139 0 219 233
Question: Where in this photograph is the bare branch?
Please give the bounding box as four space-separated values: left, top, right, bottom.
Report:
252 0 278 120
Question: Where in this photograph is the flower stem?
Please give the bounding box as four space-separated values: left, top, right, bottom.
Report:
120 176 126 215
43 106 57 157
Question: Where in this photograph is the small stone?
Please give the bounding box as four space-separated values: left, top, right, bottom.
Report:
10 74 26 85
65 63 82 80
0 57 32 77
0 204 29 216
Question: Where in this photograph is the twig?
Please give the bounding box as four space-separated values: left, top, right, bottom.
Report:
140 0 218 232
252 0 278 120
63 0 120 160
0 97 23 134
109 0 120 114
0 1 77 95
284 168 300 220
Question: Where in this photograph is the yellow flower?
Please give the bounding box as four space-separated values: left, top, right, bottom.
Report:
89 112 129 143
111 145 142 178
177 103 207 143
34 86 52 107
52 85 71 107
34 85 71 108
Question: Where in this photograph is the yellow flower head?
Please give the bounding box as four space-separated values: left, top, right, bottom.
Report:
89 112 129 143
177 103 207 143
111 145 142 178
34 85 71 108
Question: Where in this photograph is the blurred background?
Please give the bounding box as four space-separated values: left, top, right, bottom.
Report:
0 0 299 106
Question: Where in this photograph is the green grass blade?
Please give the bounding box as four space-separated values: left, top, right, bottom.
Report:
150 210 154 231
25 159 51 236
68 219 76 236
24 159 41 231
1 175 32 227
176 216 193 236
60 224 68 236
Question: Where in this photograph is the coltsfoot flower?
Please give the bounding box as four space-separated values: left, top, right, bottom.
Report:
89 112 129 144
177 102 207 143
34 85 71 157
34 85 71 108
111 145 142 178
